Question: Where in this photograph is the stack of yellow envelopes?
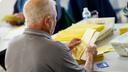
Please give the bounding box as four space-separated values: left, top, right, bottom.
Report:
52 21 104 42
52 20 113 64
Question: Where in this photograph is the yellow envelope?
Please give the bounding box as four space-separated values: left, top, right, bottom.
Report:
119 24 128 35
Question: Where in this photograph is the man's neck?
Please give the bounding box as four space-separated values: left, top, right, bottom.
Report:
27 23 51 35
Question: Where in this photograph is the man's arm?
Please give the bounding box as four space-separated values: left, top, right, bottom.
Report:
84 54 93 72
5 12 25 26
50 41 85 72
60 38 97 72
6 0 25 26
68 39 97 72
84 44 97 72
68 38 81 50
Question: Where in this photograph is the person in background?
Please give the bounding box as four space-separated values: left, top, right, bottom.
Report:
109 0 128 23
5 0 97 72
7 0 26 25
7 0 73 33
13 0 61 26
68 0 117 23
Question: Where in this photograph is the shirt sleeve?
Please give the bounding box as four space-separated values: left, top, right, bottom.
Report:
51 42 86 72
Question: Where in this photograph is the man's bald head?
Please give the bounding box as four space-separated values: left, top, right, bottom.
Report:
23 0 57 25
25 0 49 11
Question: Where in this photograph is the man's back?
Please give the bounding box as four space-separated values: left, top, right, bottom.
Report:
5 29 85 72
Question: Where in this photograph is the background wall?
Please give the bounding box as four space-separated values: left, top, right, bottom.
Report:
61 0 69 9
0 0 16 20
109 0 128 9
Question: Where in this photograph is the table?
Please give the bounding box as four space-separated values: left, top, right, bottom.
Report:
0 23 128 72
93 24 128 72
0 22 15 52
94 52 128 72
0 22 15 70
0 22 24 52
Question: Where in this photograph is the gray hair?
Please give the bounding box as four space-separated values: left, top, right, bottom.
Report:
23 0 56 25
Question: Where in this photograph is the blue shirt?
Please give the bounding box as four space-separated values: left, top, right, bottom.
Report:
56 0 62 21
17 0 27 12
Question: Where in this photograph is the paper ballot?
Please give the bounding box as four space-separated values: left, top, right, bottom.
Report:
90 32 100 43
73 28 100 60
81 31 100 60
74 28 96 60
82 28 96 44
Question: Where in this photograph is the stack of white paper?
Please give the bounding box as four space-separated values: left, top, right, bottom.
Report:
110 32 128 56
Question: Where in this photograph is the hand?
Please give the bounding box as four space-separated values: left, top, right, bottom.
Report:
68 38 81 50
86 43 97 56
14 12 25 20
6 20 17 25
84 43 97 72
6 12 25 25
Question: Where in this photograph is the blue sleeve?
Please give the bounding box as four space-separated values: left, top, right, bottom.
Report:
55 0 62 21
17 0 27 12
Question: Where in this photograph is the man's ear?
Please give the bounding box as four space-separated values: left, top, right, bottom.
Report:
42 16 52 33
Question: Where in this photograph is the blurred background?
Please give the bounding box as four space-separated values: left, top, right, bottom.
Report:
0 0 128 23
1 0 128 72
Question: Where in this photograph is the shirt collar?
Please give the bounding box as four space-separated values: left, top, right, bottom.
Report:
24 28 52 39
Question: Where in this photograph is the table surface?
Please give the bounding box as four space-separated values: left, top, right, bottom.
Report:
0 22 14 51
0 22 128 72
94 24 128 72
0 22 24 51
94 52 128 72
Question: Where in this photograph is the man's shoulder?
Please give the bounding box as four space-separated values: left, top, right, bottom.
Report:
47 40 70 52
48 41 65 48
8 34 26 46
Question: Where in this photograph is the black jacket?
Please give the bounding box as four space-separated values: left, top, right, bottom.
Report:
68 0 117 23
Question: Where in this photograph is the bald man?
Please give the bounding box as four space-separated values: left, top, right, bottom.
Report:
5 0 97 72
